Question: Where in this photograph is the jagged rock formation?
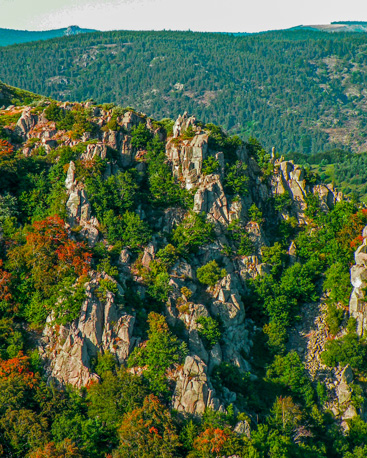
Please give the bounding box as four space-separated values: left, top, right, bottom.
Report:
11 103 341 413
40 273 136 388
349 227 367 335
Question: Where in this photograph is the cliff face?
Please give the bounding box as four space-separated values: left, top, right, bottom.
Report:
3 101 343 414
349 227 367 335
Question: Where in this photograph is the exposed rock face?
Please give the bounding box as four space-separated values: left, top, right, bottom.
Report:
166 133 209 189
349 227 367 335
193 175 229 226
272 160 342 223
65 161 99 246
172 355 221 415
172 112 199 138
40 273 136 388
16 107 38 138
211 274 251 371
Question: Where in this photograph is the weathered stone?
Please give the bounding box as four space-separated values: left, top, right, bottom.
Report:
40 273 136 388
172 355 221 415
234 420 251 438
342 405 357 420
337 382 352 404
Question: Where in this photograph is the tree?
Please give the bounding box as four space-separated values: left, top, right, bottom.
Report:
115 394 180 458
88 369 148 428
128 313 187 395
191 427 241 458
196 316 221 350
29 440 83 458
269 396 302 435
224 161 248 195
172 212 214 254
196 261 226 287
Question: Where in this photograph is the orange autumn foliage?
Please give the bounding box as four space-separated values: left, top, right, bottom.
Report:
9 215 91 291
193 427 230 455
29 439 82 458
116 394 180 457
0 354 37 389
0 139 14 158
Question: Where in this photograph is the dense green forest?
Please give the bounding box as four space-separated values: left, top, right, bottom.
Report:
1 29 367 154
0 84 367 456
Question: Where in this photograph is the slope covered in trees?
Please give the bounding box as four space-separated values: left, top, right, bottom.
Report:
1 29 367 155
0 87 367 457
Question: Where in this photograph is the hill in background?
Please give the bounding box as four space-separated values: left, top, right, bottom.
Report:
1 29 367 156
0 25 96 47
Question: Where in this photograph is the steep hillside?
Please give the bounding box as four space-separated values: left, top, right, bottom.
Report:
0 80 45 107
1 92 367 457
1 30 367 154
0 25 96 47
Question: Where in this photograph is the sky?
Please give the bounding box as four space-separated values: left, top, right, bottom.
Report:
0 0 366 33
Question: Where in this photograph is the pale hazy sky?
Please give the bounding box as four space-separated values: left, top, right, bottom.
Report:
0 0 366 33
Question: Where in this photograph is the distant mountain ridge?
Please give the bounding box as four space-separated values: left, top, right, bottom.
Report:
0 25 96 47
289 21 367 33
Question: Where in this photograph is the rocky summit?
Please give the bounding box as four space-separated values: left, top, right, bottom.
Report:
0 92 367 457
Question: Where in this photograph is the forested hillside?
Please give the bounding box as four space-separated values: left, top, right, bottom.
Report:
1 30 367 154
1 87 367 456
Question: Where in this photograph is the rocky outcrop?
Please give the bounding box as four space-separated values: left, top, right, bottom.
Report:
173 112 200 138
16 107 38 138
166 132 209 189
172 355 222 415
193 175 229 226
65 161 99 246
349 226 367 335
272 160 342 223
211 274 251 371
40 273 136 388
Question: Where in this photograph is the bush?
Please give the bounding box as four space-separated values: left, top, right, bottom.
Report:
172 212 214 254
266 351 314 407
197 260 226 287
323 262 352 306
261 243 287 277
325 304 344 336
248 204 264 225
196 316 222 350
224 161 248 195
202 156 220 175
130 124 152 150
321 332 367 372
128 313 187 395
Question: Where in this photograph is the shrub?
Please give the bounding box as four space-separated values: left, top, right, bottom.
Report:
202 156 220 175
325 304 344 336
323 262 352 306
248 203 264 225
266 351 314 407
196 316 222 350
224 160 248 195
261 243 287 277
197 260 226 287
321 332 367 372
172 211 214 254
128 313 187 395
196 316 222 351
